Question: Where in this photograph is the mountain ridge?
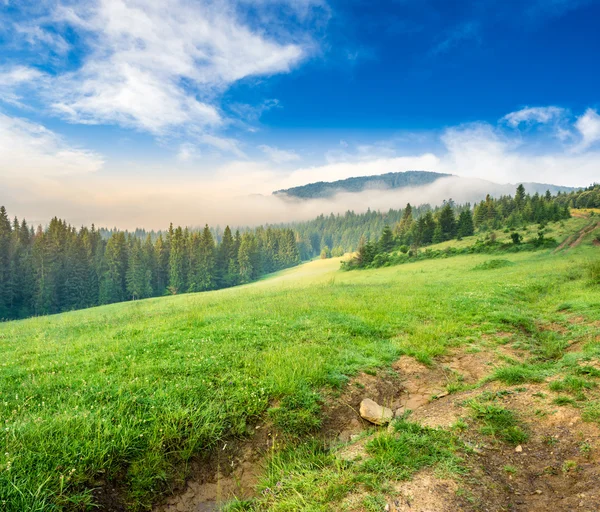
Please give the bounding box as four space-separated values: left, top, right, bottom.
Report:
273 170 578 199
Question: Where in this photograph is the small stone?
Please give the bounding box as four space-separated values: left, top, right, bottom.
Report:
515 445 523 452
394 407 405 418
359 398 393 425
535 490 542 495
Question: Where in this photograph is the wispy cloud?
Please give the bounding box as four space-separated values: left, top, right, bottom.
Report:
4 0 320 139
430 21 480 56
200 134 247 158
0 65 45 106
258 144 300 163
573 108 600 152
502 106 566 127
0 112 104 177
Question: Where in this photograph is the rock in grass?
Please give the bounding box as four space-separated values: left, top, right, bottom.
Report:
359 398 393 425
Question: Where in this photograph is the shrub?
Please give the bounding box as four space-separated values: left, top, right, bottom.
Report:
473 259 514 271
510 232 522 245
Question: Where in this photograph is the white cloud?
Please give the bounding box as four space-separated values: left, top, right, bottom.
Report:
573 108 600 152
200 134 247 158
430 21 480 55
176 143 200 162
25 0 308 135
4 105 600 230
0 66 43 87
502 106 566 127
0 112 104 177
0 66 45 106
258 144 300 163
437 122 599 185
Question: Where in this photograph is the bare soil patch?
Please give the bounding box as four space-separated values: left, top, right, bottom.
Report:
152 334 600 512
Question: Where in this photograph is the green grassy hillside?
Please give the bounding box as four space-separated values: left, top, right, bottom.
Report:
1 216 599 511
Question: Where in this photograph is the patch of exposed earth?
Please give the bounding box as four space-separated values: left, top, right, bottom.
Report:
153 330 600 512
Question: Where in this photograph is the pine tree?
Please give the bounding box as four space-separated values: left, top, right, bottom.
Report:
378 225 395 253
198 225 216 291
422 211 436 244
515 184 526 211
168 226 187 294
100 232 128 304
438 203 457 241
143 234 157 295
0 207 12 318
217 226 237 287
154 235 169 295
457 209 474 238
126 238 152 299
63 229 91 310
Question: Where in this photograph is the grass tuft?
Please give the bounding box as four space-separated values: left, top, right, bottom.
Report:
469 401 529 445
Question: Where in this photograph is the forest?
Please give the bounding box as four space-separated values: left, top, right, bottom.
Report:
291 184 600 258
1 183 597 320
0 214 300 320
273 170 449 198
342 184 588 269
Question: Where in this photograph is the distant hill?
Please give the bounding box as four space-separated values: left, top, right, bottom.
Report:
273 171 451 198
273 171 577 199
518 182 578 195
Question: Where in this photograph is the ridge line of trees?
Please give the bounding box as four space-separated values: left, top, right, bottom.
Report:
346 184 577 269
0 210 300 320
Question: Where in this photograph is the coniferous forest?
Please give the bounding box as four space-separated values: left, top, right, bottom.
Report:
0 210 300 320
291 184 598 258
1 183 597 320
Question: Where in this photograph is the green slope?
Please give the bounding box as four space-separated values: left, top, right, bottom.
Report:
0 217 598 511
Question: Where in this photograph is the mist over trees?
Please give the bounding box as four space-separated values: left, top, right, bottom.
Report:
290 184 596 259
0 183 597 320
346 185 580 269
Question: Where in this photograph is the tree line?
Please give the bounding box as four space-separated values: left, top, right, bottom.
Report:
0 209 300 320
347 185 574 269
293 184 600 260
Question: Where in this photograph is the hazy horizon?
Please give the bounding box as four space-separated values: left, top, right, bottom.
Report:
2 1 600 229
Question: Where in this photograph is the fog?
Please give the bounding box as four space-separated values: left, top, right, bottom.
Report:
1 174 556 230
2 111 599 230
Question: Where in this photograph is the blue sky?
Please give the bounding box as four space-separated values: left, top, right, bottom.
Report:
1 0 600 228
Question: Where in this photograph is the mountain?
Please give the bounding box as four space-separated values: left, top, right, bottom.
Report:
273 171 577 199
273 171 451 198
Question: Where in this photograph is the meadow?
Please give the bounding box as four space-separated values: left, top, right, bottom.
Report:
0 216 599 511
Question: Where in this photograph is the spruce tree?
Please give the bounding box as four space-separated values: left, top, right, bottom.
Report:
457 209 474 238
378 225 395 253
100 233 128 304
168 226 187 294
0 207 12 318
198 225 216 291
126 238 152 299
217 226 237 287
438 203 457 241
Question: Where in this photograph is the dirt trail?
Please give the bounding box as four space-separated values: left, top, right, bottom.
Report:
555 221 599 252
152 334 600 512
324 341 600 512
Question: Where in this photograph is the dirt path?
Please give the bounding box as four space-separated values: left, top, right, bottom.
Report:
569 221 599 249
153 332 600 512
555 221 599 252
